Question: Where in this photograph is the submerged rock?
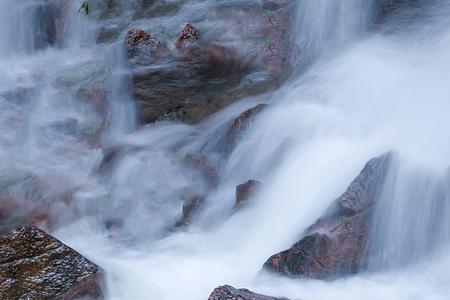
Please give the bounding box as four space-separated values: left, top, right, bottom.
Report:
264 154 392 279
0 168 76 229
208 285 290 300
0 225 102 299
235 180 261 210
226 104 267 152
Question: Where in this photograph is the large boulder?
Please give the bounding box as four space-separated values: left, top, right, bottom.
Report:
208 285 289 300
0 225 102 299
264 154 392 279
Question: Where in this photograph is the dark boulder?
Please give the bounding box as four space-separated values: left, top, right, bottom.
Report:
264 154 392 279
132 40 270 124
208 285 290 300
235 180 261 210
0 225 102 299
226 104 267 152
176 23 200 49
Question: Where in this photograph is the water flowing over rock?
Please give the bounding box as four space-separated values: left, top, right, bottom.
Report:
0 225 102 300
226 104 267 152
264 154 392 279
126 28 167 58
208 285 290 300
235 180 261 210
176 195 206 227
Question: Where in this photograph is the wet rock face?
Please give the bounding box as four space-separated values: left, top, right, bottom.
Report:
34 1 57 50
176 195 206 227
0 225 102 300
176 23 200 49
126 28 167 58
208 285 289 300
226 104 267 152
338 156 391 216
235 180 261 210
264 154 392 279
262 0 299 76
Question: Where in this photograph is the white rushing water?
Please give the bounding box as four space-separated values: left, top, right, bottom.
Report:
1 0 450 299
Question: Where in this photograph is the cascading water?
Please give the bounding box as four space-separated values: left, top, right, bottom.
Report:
1 0 450 299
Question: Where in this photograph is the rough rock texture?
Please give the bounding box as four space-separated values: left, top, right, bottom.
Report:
226 104 267 152
208 285 289 300
0 225 102 300
176 23 200 49
126 28 167 58
235 180 261 210
264 154 392 279
262 0 299 76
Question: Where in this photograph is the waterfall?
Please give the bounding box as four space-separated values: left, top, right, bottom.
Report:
1 0 450 299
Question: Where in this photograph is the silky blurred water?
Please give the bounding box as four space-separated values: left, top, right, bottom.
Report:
1 0 450 299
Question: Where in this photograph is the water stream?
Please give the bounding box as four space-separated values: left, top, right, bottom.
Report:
1 0 450 299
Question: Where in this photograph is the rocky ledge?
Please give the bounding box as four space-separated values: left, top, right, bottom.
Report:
264 153 392 279
0 224 102 300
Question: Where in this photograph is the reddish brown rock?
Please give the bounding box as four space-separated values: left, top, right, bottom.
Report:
0 225 102 299
226 104 267 152
264 214 368 278
126 29 167 58
176 195 206 227
176 23 200 49
264 154 392 279
262 0 298 76
208 285 290 300
235 180 261 210
338 156 391 216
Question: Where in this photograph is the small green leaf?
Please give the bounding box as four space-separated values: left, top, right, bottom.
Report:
78 1 89 15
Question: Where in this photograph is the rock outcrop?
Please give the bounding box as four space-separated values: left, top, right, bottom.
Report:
262 0 299 76
126 28 167 58
176 23 200 49
264 154 392 279
175 195 206 227
0 225 102 299
226 104 267 152
235 180 261 210
208 285 290 300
